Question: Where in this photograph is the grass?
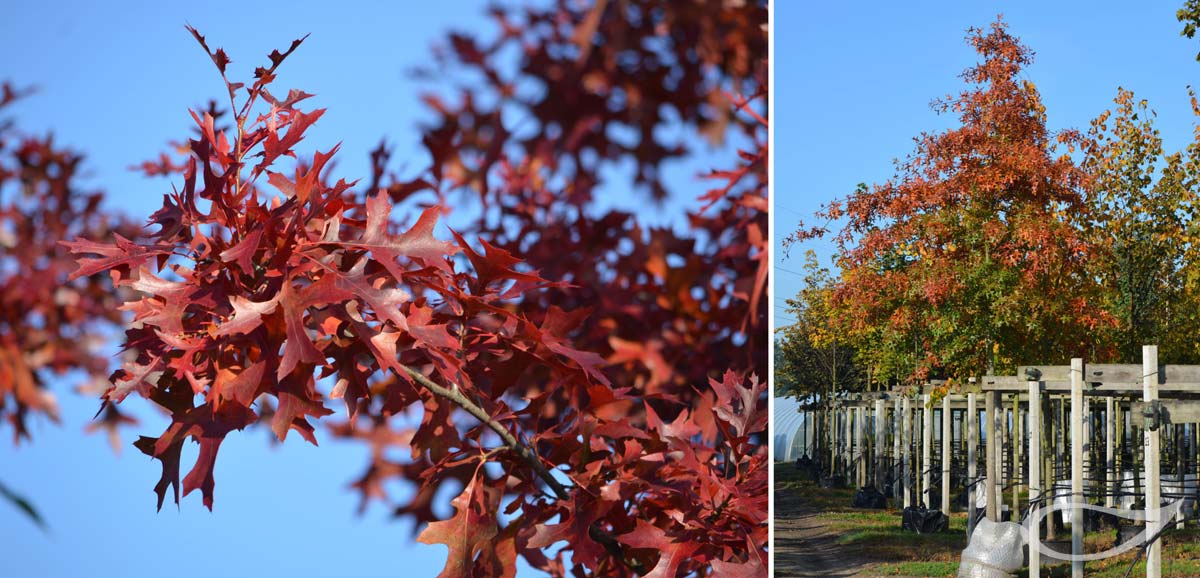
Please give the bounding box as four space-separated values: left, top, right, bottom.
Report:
873 561 960 577
775 462 1200 577
776 462 971 568
1035 529 1200 578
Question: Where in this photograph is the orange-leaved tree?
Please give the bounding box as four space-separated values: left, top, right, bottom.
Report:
789 18 1111 383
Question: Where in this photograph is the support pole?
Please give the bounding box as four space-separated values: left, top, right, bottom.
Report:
903 396 913 509
875 399 886 491
1106 397 1116 509
1071 358 1084 578
894 397 902 503
923 394 933 508
1014 396 1022 511
994 393 1005 517
806 408 814 458
856 406 866 487
986 390 999 521
1177 424 1186 526
1029 379 1042 578
942 395 951 513
1047 398 1057 541
1144 345 1162 578
830 405 838 477
846 406 853 480
967 392 978 535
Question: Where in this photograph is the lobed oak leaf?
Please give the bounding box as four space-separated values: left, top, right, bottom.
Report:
616 520 702 578
133 435 181 512
210 361 266 408
218 229 263 275
271 376 333 445
137 402 257 511
258 108 325 172
709 371 766 438
450 229 542 288
332 257 410 331
354 192 458 276
62 235 170 282
276 275 352 380
215 295 279 337
416 474 511 578
107 357 165 404
645 403 701 442
710 551 766 578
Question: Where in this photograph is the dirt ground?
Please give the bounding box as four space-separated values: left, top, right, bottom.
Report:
773 465 967 578
773 488 875 577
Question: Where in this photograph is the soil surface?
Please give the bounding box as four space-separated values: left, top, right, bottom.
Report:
774 485 879 577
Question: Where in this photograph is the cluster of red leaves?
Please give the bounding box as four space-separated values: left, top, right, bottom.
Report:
355 1 769 575
0 83 138 447
72 1 767 575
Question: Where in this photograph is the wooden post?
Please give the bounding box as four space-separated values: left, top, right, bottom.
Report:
1106 397 1116 509
942 395 951 513
846 406 853 482
1014 395 1022 510
830 405 838 477
903 396 912 509
894 397 902 503
923 395 933 508
1029 379 1042 578
1086 398 1094 507
875 399 886 491
967 392 978 535
1176 424 1186 526
847 406 854 480
1108 402 1118 506
1070 358 1084 578
855 406 865 487
986 390 998 521
1133 417 1141 503
1046 397 1057 541
1144 345 1162 578
806 409 814 458
998 393 1008 515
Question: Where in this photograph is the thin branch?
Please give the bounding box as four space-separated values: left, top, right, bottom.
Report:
393 361 644 574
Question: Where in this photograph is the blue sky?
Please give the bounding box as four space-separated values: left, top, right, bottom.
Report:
0 2 506 577
775 1 1200 324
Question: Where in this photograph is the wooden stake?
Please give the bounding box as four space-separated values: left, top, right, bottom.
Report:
986 390 998 521
1144 345 1162 578
876 399 887 491
1107 397 1116 509
1071 358 1084 578
967 392 978 535
830 405 838 477
1029 379 1042 578
904 396 912 509
1014 395 1022 511
923 394 933 508
894 397 902 503
856 406 866 487
942 395 951 513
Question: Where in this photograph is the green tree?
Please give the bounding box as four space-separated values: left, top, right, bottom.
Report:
776 251 864 401
1082 89 1192 362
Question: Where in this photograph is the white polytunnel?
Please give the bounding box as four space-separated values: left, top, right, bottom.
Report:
773 395 810 463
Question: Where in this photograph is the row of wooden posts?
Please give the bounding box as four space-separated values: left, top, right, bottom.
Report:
792 346 1200 578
